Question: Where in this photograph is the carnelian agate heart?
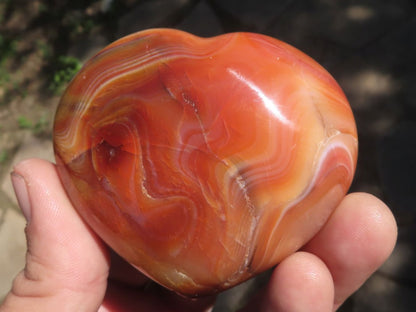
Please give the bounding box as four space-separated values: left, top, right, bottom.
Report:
53 28 357 296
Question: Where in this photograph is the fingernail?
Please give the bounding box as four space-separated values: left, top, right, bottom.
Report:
11 172 31 222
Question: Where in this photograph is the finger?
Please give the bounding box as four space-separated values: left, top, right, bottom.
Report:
242 251 334 312
303 192 397 310
105 227 217 311
103 253 216 312
100 282 175 312
108 250 149 287
1 158 110 312
100 280 215 312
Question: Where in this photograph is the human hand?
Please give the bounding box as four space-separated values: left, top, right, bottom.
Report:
0 158 397 311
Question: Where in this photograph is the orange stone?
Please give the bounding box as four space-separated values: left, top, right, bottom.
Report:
53 28 358 296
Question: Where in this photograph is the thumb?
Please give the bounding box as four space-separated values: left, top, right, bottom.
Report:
0 158 110 312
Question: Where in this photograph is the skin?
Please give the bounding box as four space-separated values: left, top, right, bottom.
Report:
0 158 397 312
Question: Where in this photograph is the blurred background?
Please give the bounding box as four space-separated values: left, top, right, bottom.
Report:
0 0 415 311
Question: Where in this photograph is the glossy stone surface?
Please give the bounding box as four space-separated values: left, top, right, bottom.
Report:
53 28 358 296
